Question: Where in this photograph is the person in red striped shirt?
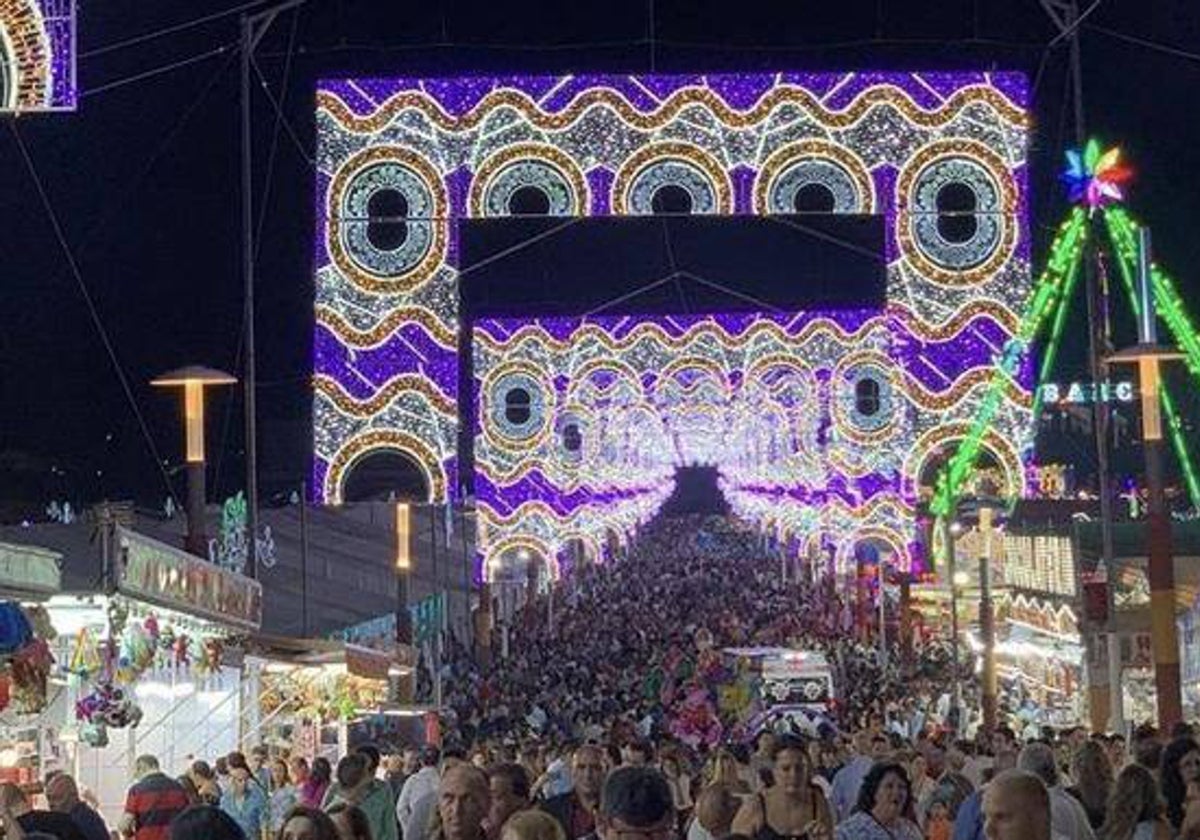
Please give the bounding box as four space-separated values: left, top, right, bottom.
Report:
118 755 191 840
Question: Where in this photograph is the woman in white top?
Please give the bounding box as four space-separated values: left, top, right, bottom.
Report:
1101 764 1170 840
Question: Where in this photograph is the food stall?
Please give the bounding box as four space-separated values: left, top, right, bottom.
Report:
0 541 64 793
43 526 262 823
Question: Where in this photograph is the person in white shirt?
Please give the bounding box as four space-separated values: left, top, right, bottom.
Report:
1016 744 1095 840
398 747 442 840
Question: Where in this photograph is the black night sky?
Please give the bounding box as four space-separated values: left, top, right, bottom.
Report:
2 0 1199 519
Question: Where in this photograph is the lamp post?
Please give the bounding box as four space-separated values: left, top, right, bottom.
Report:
151 366 237 557
1107 226 1184 731
976 498 1001 731
945 516 965 727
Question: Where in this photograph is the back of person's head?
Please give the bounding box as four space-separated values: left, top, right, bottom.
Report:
1173 722 1196 741
169 805 248 840
312 757 333 784
694 783 740 836
1134 737 1163 773
337 754 369 790
357 744 383 773
327 802 373 840
500 809 566 840
45 773 81 812
190 760 215 781
601 766 673 828
1104 764 1161 840
177 776 200 804
422 745 442 767
489 763 532 800
987 770 1050 833
0 782 29 813
1017 743 1060 788
135 754 162 778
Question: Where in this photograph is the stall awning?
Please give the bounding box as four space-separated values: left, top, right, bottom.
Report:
116 527 262 632
244 634 409 679
0 542 60 596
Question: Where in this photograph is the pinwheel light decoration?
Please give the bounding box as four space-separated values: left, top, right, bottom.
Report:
1063 139 1132 212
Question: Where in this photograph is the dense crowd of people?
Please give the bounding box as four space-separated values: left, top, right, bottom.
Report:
5 514 1200 840
432 515 966 748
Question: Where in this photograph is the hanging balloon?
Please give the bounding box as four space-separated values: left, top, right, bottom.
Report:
0 603 33 656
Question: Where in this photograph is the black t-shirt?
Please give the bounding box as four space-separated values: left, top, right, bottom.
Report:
18 810 89 840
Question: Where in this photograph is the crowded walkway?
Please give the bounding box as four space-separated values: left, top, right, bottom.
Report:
4 514 1193 840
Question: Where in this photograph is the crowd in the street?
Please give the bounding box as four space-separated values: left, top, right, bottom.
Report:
7 514 1200 840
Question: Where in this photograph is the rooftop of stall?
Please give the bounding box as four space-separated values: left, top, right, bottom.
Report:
0 499 474 638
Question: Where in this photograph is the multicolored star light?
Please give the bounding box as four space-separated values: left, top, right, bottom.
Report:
1062 140 1131 212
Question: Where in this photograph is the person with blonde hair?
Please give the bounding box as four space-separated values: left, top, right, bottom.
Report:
709 751 751 796
1101 765 1170 840
501 810 566 840
1066 741 1112 832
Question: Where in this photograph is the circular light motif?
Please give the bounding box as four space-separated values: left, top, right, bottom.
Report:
755 140 875 215
485 370 551 445
896 139 1018 286
768 159 860 213
469 144 589 217
910 157 1001 269
612 143 732 215
628 159 718 214
483 161 575 216
831 355 899 442
554 410 589 467
341 161 436 275
327 146 447 294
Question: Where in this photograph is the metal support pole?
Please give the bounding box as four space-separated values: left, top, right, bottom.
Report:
980 555 997 730
240 13 259 580
238 0 307 577
878 561 887 666
979 506 998 730
299 480 309 636
185 460 207 557
946 518 962 728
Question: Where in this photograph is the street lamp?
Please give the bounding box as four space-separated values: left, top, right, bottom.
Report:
1107 226 1184 731
951 564 969 729
151 366 236 557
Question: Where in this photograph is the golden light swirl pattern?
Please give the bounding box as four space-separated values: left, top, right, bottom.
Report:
317 83 1028 136
316 304 458 349
902 422 1024 499
314 373 458 417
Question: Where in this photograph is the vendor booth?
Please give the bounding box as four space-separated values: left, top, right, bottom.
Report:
0 541 64 793
242 635 416 760
42 526 262 823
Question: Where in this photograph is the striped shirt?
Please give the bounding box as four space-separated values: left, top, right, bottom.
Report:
124 772 191 840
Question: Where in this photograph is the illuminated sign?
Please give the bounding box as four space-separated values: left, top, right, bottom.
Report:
1000 533 1076 597
1039 380 1134 406
117 527 263 631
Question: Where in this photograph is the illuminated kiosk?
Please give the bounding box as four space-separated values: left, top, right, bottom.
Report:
312 72 1034 580
42 524 262 824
